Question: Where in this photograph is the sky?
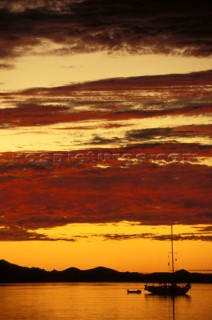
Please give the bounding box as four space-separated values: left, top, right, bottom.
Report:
0 0 211 273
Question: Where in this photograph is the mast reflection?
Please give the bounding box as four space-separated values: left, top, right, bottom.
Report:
144 294 191 320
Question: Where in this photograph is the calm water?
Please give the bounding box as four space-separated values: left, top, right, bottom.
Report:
0 283 211 320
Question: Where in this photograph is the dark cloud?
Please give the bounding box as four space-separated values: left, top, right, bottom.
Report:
90 135 121 145
0 104 70 127
1 226 211 242
101 232 212 242
152 234 212 242
102 233 152 241
0 0 75 13
0 1 211 58
193 225 212 233
0 226 51 241
0 63 14 69
0 226 77 241
0 103 210 129
126 125 212 142
18 69 212 93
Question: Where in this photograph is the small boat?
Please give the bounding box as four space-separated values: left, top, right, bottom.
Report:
144 225 191 296
127 289 141 294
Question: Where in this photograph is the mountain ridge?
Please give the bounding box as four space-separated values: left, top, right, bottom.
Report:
0 260 211 283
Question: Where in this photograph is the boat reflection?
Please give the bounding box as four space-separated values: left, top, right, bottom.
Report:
144 294 191 320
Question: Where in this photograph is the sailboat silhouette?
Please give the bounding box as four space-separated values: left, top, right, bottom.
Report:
144 225 191 296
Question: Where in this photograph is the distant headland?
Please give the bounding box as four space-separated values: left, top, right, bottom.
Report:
0 260 211 283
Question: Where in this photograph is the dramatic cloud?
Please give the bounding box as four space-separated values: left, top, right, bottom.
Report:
0 70 211 130
0 0 211 58
0 151 211 234
0 71 211 240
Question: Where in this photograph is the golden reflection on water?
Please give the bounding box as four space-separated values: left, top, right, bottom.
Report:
144 294 191 320
0 283 211 320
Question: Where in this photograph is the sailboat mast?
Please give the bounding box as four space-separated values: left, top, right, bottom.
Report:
171 224 175 274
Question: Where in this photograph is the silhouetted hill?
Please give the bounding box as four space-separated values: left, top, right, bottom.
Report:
0 260 211 283
0 259 47 282
57 266 142 282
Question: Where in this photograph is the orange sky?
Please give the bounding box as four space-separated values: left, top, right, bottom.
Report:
0 0 211 273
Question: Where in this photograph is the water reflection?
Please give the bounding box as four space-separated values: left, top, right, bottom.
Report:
0 284 210 320
144 294 191 320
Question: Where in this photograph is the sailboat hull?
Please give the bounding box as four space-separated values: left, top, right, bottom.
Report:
144 283 191 296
